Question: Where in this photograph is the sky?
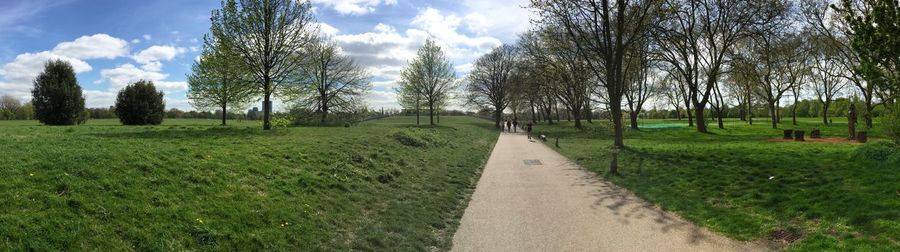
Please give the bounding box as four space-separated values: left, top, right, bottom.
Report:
0 0 533 111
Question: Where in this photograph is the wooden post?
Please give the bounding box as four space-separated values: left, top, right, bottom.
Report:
794 130 805 141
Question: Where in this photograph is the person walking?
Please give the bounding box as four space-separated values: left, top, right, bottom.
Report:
506 120 512 133
513 120 518 133
526 123 533 140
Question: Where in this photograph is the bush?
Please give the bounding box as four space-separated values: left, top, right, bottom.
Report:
115 80 165 125
31 60 85 125
884 103 900 144
853 141 898 162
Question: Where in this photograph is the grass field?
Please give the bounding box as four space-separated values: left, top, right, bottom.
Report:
0 116 499 251
533 117 900 251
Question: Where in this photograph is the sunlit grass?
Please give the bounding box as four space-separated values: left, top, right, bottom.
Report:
534 117 899 251
0 116 498 250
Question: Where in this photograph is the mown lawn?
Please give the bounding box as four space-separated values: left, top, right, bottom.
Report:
0 116 498 251
533 117 899 251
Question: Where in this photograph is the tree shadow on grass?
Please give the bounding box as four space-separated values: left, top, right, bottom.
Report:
555 158 715 246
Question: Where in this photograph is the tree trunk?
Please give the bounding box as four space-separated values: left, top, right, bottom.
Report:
321 105 328 123
822 102 830 125
864 101 873 129
717 109 724 129
221 103 227 126
792 101 798 125
629 111 639 129
415 99 420 125
263 91 272 130
530 101 537 123
429 103 435 125
675 107 682 120
686 102 694 127
494 107 502 129
769 102 778 129
573 109 582 129
695 106 707 132
609 100 624 175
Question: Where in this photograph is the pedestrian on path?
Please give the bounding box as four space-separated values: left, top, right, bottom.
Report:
506 120 512 132
513 120 518 133
526 123 533 140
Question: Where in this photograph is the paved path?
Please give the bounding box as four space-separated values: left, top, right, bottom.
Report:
451 132 767 252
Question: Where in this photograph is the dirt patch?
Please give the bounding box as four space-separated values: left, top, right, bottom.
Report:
767 137 864 144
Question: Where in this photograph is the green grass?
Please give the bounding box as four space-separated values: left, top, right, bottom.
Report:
0 116 499 251
534 117 899 251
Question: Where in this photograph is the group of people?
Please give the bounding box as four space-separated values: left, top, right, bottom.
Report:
503 119 534 140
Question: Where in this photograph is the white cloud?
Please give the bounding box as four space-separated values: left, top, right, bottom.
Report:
0 33 136 102
51 34 129 59
100 64 166 89
461 0 531 41
142 34 151 41
83 90 118 108
132 45 185 71
366 89 398 109
311 0 397 15
0 52 93 101
316 22 340 37
131 39 141 44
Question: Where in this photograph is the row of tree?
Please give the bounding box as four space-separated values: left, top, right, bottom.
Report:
188 0 371 129
456 0 900 173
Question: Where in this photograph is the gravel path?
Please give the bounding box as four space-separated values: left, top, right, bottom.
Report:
451 132 768 252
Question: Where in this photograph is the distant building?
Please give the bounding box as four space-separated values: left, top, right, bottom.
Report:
247 107 260 120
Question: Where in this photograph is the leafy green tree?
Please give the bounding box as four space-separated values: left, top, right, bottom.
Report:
187 35 257 126
210 0 315 130
115 80 165 125
397 39 457 125
31 60 86 125
840 0 900 105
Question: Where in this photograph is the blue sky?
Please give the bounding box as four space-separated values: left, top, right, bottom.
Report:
0 0 532 111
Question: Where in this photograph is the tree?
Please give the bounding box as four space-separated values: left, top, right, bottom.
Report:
811 40 848 125
187 35 257 126
531 0 658 174
395 79 424 125
0 95 21 120
624 39 660 129
840 0 900 109
210 0 315 130
520 26 592 128
115 80 166 125
660 74 684 120
32 60 86 125
287 39 370 123
651 0 787 132
16 102 35 120
397 39 457 125
466 44 518 129
735 32 804 129
804 0 878 128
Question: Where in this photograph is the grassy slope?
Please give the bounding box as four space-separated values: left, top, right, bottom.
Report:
532 117 899 251
0 116 498 251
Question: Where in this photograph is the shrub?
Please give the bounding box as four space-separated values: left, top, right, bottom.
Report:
884 102 900 144
31 60 86 125
115 80 165 125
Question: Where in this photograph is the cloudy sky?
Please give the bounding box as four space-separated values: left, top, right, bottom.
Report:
0 0 532 111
